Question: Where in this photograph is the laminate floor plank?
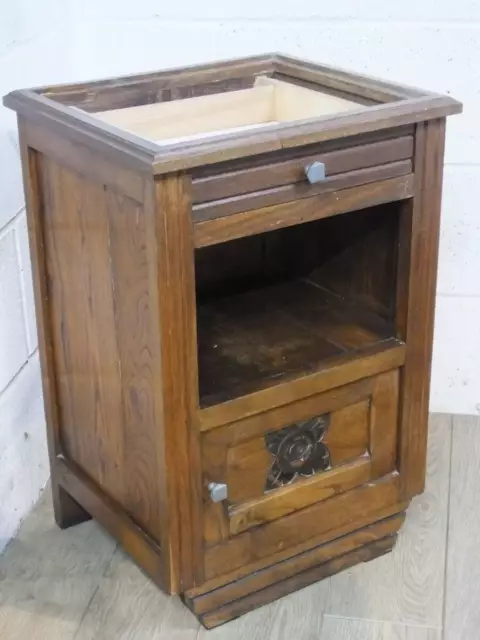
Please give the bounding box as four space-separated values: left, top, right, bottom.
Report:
325 415 452 626
0 488 116 640
320 617 441 639
74 547 200 640
196 580 329 640
0 414 464 638
444 415 480 640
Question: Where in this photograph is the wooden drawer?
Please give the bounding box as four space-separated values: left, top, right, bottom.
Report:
202 368 399 551
192 130 414 248
192 129 413 225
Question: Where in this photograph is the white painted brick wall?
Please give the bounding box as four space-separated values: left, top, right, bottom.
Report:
0 353 48 551
1 1 479 550
0 228 28 390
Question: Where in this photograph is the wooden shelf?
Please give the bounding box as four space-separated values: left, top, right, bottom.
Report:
197 279 402 407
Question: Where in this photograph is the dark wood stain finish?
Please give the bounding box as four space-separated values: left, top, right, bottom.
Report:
18 118 91 530
191 134 414 205
5 54 460 627
397 119 448 499
193 174 414 247
200 370 398 538
146 173 204 590
197 280 399 407
193 160 412 223
196 535 398 629
4 54 461 176
185 512 404 628
199 341 406 432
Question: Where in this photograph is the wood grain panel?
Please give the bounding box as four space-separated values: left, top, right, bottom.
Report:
327 400 370 464
308 202 400 320
197 278 398 408
200 378 375 544
226 439 272 503
203 501 231 548
274 54 425 102
229 458 372 535
201 376 375 445
397 119 446 499
223 399 370 506
5 55 461 177
199 341 406 431
157 96 457 175
201 370 397 537
36 155 166 548
41 55 275 110
194 174 414 247
22 118 145 202
145 173 204 591
107 191 161 539
191 126 414 178
192 500 408 598
188 514 404 618
269 279 394 351
18 121 90 528
192 135 413 204
195 234 264 302
204 473 400 580
201 535 397 628
193 160 412 223
195 579 329 639
40 156 125 508
370 368 399 477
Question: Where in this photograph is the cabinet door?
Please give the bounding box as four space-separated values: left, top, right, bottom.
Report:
200 368 400 581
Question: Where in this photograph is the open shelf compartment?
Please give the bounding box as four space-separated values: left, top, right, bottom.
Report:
196 201 404 408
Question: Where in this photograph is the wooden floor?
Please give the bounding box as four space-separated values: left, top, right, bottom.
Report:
0 414 478 639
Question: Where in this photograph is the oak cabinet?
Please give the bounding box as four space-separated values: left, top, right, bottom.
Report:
4 53 461 628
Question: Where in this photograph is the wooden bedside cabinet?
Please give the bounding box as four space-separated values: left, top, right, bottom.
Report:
4 54 461 628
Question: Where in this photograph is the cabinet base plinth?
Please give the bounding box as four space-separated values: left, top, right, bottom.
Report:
184 512 405 629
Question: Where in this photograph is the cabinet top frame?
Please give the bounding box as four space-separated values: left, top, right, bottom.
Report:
3 53 462 175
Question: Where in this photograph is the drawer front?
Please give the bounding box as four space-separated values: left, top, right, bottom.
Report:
201 368 399 549
191 129 413 223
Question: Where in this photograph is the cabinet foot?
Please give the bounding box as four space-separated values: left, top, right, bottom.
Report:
52 482 91 529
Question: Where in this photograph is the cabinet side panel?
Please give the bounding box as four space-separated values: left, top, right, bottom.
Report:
40 156 124 501
106 190 162 541
18 119 91 528
38 155 162 543
397 118 446 499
